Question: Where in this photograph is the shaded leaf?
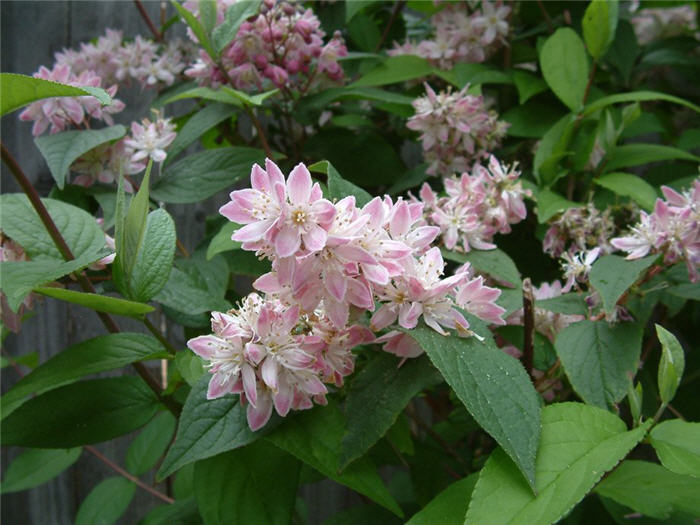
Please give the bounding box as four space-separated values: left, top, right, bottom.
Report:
33 287 154 318
1 448 82 494
75 476 136 525
126 412 177 476
589 254 657 314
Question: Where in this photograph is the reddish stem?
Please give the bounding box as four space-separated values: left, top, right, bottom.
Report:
133 0 163 41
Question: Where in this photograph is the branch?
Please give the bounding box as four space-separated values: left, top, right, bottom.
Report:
133 0 163 41
375 1 407 52
522 278 536 381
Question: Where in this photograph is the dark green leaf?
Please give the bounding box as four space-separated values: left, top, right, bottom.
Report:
152 147 265 203
437 63 512 89
589 254 657 314
554 320 643 408
441 248 521 287
265 402 403 516
141 497 202 525
211 1 262 53
604 144 700 171
157 375 259 480
595 460 700 519
511 70 548 105
502 100 566 138
33 287 155 318
206 221 241 260
194 441 300 525
300 86 414 113
341 353 440 468
536 293 588 315
594 172 658 210
126 412 177 476
1 448 82 494
308 160 373 206
406 323 541 490
75 476 136 525
0 72 111 116
174 351 206 387
405 474 477 525
535 189 580 223
165 103 238 164
649 420 700 478
539 28 589 111
466 404 651 525
172 1 216 58
2 376 160 447
583 90 700 117
387 163 431 195
351 55 433 87
34 126 126 189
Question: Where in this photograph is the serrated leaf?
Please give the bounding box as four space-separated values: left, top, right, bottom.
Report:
157 375 260 480
594 172 658 210
0 72 111 116
649 420 700 478
128 208 177 302
206 221 241 260
33 287 154 318
0 194 106 261
341 353 441 469
1 447 82 494
351 55 434 87
308 160 373 206
7 333 166 405
406 323 541 491
194 441 300 525
75 476 136 525
441 248 521 287
34 125 126 189
265 402 403 516
595 460 700 519
126 411 177 476
582 0 618 59
404 474 477 525
554 320 643 408
466 403 651 525
152 147 265 203
589 254 657 314
539 28 589 111
165 103 238 164
2 376 160 447
211 1 262 53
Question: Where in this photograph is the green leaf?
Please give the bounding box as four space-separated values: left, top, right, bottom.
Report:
341 354 441 469
539 28 589 111
165 103 238 164
534 189 580 223
436 63 512 89
152 147 266 203
174 351 206 387
655 324 685 404
0 333 165 419
127 208 177 302
199 0 217 33
628 381 643 425
33 287 155 318
348 12 381 52
554 320 643 408
351 55 434 87
34 126 126 189
194 441 300 525
441 248 521 287
582 90 700 117
595 460 700 519
346 0 378 21
406 323 541 491
404 474 477 525
649 420 700 478
300 86 414 113
0 72 111 116
604 144 700 172
225 249 271 277
157 375 259 480
126 412 177 476
387 163 431 195
535 293 588 315
75 476 136 525
141 497 201 525
1 448 82 494
0 352 39 370
582 0 619 59
0 194 107 261
511 70 548 105
265 402 403 516
172 0 216 58
118 161 152 287
589 254 658 314
211 0 262 53
206 221 241 260
2 376 160 447
502 101 566 138
466 403 651 525
533 113 576 182
594 172 658 210
308 160 373 206
0 253 104 312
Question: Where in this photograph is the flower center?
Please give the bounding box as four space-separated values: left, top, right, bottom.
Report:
292 209 307 224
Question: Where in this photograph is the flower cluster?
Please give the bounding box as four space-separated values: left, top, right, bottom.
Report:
630 3 698 45
417 155 530 253
184 0 347 91
408 84 508 176
54 28 192 88
543 204 616 258
190 159 506 429
612 180 700 282
0 234 34 333
18 65 125 136
389 1 510 69
71 114 177 189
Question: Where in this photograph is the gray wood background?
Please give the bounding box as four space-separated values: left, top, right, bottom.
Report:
1 2 360 523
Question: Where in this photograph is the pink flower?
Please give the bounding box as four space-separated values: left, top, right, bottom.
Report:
124 114 177 164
